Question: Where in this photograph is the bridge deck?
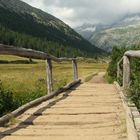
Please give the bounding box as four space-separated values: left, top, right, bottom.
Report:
0 73 127 140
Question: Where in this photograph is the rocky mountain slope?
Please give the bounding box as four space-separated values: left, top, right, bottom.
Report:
75 23 97 40
76 14 140 52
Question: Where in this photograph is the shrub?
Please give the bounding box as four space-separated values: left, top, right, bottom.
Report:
107 47 127 82
127 58 140 108
0 80 46 117
0 81 15 116
107 46 140 109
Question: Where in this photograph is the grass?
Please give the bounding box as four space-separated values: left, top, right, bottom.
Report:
0 55 108 94
0 55 108 116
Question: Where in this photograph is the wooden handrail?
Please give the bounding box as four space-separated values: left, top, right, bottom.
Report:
0 44 79 94
123 56 130 89
125 50 140 58
0 79 81 126
117 57 123 78
0 44 77 62
117 50 140 89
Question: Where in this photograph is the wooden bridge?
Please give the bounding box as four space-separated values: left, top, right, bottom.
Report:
0 44 140 140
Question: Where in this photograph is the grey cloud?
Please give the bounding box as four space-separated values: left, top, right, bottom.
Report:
22 0 140 27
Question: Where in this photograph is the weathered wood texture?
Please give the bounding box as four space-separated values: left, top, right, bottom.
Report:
125 50 140 58
114 82 139 140
117 57 123 79
46 59 53 94
116 51 140 139
123 56 130 89
0 44 81 126
119 50 140 88
72 60 78 81
117 63 121 79
0 44 76 62
0 74 127 140
0 44 79 92
0 80 81 126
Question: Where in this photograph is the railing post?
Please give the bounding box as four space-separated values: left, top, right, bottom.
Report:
46 58 53 94
72 59 78 81
123 56 130 89
117 62 120 79
117 57 123 79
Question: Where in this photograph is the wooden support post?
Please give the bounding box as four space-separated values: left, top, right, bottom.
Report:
72 59 78 81
46 59 53 94
123 56 130 89
117 62 120 79
117 57 123 79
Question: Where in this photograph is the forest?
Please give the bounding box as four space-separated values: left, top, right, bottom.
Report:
0 25 89 58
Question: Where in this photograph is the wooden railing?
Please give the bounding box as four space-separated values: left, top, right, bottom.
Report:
0 44 81 125
0 44 78 94
117 50 140 89
117 51 140 140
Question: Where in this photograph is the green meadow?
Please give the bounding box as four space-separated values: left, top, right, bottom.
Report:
0 55 108 116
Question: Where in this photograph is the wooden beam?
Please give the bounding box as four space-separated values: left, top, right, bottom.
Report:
117 62 121 79
59 58 77 61
125 50 140 58
117 57 123 79
114 81 140 140
123 56 130 89
0 44 58 61
0 79 81 126
46 59 53 94
72 60 78 81
0 44 77 62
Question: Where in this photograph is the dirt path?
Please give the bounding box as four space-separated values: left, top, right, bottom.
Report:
89 72 107 83
0 72 127 140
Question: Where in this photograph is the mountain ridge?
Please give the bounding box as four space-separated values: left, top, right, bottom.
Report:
75 13 140 52
0 0 104 57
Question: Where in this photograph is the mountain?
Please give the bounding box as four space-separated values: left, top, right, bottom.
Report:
75 23 97 40
75 23 112 40
76 14 140 52
0 0 104 57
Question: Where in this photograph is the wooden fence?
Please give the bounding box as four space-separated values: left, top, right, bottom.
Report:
0 44 81 125
117 50 140 140
0 44 79 94
117 50 140 89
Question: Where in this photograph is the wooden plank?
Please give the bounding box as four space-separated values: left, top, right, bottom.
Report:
72 60 78 81
0 44 57 61
0 44 76 62
114 81 139 140
117 62 121 79
117 57 123 78
0 79 127 140
46 59 53 94
123 56 130 89
59 58 77 61
0 80 81 126
125 50 140 58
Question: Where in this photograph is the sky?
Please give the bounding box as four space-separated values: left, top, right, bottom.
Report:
22 0 140 27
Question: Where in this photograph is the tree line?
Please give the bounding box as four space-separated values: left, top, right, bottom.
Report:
0 25 91 58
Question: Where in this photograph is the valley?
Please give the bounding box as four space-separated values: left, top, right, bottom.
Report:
0 0 104 57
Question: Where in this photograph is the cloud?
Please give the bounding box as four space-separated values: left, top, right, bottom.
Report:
21 0 140 27
22 0 45 9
